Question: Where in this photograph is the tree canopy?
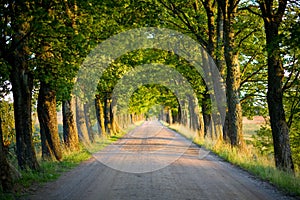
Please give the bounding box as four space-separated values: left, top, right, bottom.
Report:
0 1 299 191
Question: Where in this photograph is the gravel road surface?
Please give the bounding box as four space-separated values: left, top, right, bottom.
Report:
26 121 297 200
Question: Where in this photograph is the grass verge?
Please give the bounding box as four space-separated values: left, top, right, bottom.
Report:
166 122 300 197
1 122 142 200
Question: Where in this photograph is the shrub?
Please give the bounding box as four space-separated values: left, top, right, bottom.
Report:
252 125 274 156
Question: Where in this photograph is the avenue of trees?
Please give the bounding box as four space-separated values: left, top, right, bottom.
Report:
0 0 299 192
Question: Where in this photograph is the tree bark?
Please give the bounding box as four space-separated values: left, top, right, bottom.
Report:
216 2 225 76
84 103 95 142
95 95 106 136
1 0 39 171
63 97 79 151
7 39 39 170
202 88 212 137
258 0 294 172
188 95 200 131
37 81 63 161
9 65 39 170
76 97 90 144
168 109 173 125
104 94 113 134
110 103 120 134
218 0 243 146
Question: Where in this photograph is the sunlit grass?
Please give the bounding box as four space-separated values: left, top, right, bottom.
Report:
168 123 300 197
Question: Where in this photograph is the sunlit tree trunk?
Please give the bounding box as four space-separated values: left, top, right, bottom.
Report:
168 108 173 125
111 103 120 134
95 95 106 136
188 94 200 131
217 0 243 146
76 97 90 145
84 103 95 142
63 97 79 151
37 81 63 161
198 111 205 139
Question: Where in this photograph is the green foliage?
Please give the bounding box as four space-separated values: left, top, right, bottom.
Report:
252 125 274 156
0 101 15 148
0 59 11 98
0 0 299 195
128 85 178 116
96 48 206 115
290 128 300 171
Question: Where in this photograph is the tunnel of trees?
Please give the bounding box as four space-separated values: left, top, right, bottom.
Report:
0 0 299 192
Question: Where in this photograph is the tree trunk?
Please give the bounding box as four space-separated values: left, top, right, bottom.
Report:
95 95 106 136
201 0 226 141
259 0 294 172
223 113 230 141
84 103 95 142
104 95 112 134
39 120 52 161
168 109 173 125
171 110 178 124
63 97 79 151
180 101 188 126
3 0 39 171
216 2 225 76
110 103 120 134
8 52 39 170
225 52 243 146
188 95 200 131
202 89 212 137
176 104 182 124
37 81 63 161
76 97 90 144
198 111 205 138
218 0 243 146
95 98 101 134
0 115 13 192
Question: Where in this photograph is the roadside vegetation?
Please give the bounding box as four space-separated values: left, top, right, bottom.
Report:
167 122 300 197
0 123 138 200
0 0 299 199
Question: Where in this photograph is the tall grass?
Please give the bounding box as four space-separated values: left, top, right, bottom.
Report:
168 123 300 197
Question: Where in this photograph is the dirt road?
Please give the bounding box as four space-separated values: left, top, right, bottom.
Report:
27 121 296 200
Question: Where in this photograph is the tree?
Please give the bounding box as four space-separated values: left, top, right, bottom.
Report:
33 0 85 160
76 97 91 144
63 96 79 151
284 3 300 170
37 81 62 161
257 0 294 172
1 1 39 170
95 95 106 136
216 0 244 146
157 0 215 137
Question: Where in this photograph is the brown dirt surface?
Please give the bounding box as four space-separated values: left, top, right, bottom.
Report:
24 121 297 200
